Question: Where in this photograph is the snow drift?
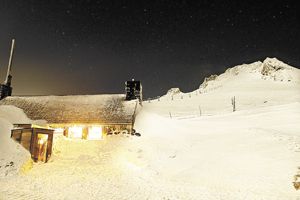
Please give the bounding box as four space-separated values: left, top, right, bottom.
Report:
0 105 31 177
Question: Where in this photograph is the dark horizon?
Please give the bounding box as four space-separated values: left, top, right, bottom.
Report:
0 0 299 98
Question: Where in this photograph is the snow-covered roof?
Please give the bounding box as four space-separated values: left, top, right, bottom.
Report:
0 95 138 124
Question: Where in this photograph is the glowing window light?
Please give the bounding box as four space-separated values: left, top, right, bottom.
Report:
38 138 45 145
54 128 64 134
38 135 48 145
68 126 83 139
87 126 102 140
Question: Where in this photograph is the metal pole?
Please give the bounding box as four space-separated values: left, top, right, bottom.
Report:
4 39 15 84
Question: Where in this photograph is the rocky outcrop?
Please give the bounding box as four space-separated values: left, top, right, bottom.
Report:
166 88 182 96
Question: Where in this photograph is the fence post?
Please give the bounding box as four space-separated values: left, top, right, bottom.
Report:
198 105 202 116
231 96 236 112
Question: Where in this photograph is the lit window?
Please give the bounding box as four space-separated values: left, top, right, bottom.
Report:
87 126 102 140
68 126 83 139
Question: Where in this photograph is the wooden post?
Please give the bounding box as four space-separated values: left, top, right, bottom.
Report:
231 96 236 112
198 105 202 116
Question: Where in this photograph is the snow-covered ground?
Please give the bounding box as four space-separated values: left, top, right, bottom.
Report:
0 106 32 177
0 58 300 199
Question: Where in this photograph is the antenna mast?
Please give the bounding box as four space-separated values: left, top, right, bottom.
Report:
4 39 15 85
0 39 15 100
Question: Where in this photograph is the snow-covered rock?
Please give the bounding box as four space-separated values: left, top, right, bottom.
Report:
199 74 218 90
199 58 300 92
166 88 182 96
261 57 297 81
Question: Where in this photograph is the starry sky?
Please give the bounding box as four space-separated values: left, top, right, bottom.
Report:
0 0 299 98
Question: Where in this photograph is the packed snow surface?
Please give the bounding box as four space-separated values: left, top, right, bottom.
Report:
0 58 300 199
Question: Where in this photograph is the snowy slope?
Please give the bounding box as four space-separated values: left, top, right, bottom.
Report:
1 103 297 199
0 58 299 199
134 103 300 199
147 58 300 117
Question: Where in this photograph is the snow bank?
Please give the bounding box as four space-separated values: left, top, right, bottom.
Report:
0 105 32 124
0 105 31 177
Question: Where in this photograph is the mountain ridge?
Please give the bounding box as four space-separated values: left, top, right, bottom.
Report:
163 57 300 98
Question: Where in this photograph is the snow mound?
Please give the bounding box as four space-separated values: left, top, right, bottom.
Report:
159 88 183 101
224 61 262 75
0 105 32 124
0 106 31 177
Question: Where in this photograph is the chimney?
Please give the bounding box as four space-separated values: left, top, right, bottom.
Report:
125 79 143 102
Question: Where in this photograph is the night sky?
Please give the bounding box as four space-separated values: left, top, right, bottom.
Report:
0 0 299 98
